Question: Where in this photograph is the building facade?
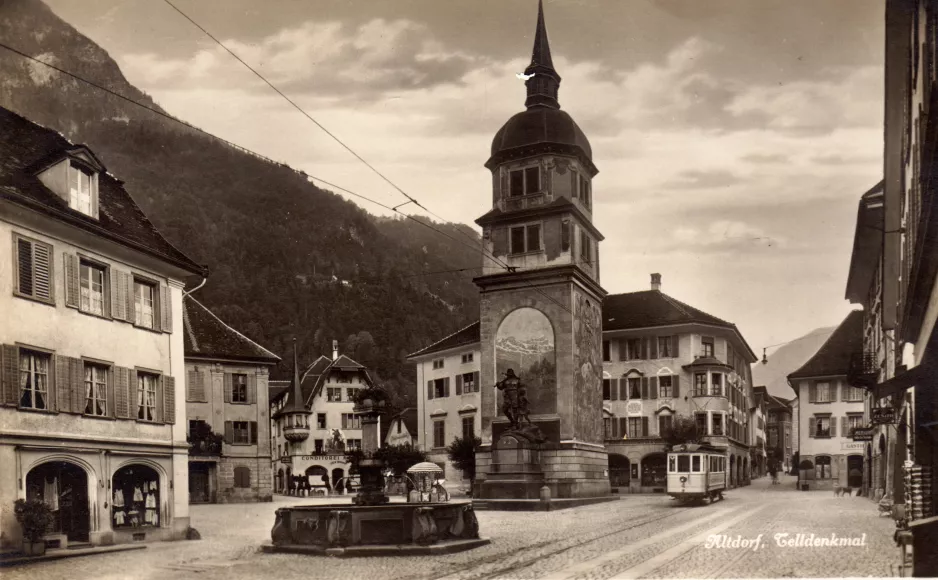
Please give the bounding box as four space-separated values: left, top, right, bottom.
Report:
763 392 794 473
183 296 280 503
0 107 205 547
750 387 768 477
269 344 369 495
789 311 868 491
410 275 757 493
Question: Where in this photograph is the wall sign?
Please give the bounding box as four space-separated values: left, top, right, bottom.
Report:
871 407 896 425
852 427 874 442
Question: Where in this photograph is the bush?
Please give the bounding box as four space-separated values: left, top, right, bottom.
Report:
661 415 699 449
13 499 54 543
447 436 482 484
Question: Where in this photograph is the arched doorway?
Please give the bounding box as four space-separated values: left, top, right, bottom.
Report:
608 454 630 488
847 455 863 488
729 455 736 486
332 468 344 494
112 464 161 529
306 466 328 490
641 454 666 489
26 461 89 542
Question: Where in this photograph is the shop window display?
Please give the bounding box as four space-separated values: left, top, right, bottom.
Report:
112 465 160 529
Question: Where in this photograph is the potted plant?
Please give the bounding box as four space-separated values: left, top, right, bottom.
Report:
13 499 54 556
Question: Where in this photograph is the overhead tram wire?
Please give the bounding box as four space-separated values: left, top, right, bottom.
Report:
0 41 507 272
0 41 575 315
159 0 508 266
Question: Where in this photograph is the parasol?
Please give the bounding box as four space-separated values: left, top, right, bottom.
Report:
407 462 443 474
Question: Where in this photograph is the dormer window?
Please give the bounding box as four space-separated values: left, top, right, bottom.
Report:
509 166 540 197
69 162 95 216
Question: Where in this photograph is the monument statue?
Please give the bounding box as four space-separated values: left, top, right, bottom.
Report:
495 369 532 430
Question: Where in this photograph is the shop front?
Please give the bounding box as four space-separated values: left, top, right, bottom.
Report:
281 454 351 495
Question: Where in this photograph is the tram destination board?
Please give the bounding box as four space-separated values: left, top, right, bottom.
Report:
871 407 897 425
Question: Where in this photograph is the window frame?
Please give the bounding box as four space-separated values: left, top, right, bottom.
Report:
83 359 110 417
78 257 108 317
327 387 342 402
628 377 642 399
627 417 643 439
462 416 475 440
316 413 327 430
659 376 673 398
12 234 55 306
815 381 831 403
135 369 161 423
231 373 249 404
433 378 447 398
68 160 97 217
18 347 53 411
433 420 446 449
814 416 831 438
711 413 724 436
693 373 708 396
710 372 723 397
461 372 476 393
432 359 444 370
133 276 159 331
461 353 474 364
231 421 251 445
509 223 543 255
508 165 541 198
658 336 673 358
701 337 714 358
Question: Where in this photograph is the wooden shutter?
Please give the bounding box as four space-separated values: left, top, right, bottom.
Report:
841 416 848 437
55 355 71 412
455 374 463 395
650 377 658 400
110 269 125 320
68 357 83 413
808 417 815 438
809 383 816 403
672 335 680 357
1 345 17 405
106 366 115 417
248 373 257 404
224 373 233 403
610 378 619 401
131 370 139 419
642 417 649 437
473 371 480 393
650 337 658 359
427 380 434 400
224 421 233 444
124 273 136 325
163 375 176 424
187 370 201 401
834 382 841 402
673 375 680 398
641 377 649 400
443 377 450 397
159 283 173 333
618 417 627 438
830 419 837 438
114 367 130 418
64 253 80 308
250 421 258 444
30 240 52 302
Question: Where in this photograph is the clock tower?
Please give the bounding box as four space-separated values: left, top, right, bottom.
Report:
473 0 611 502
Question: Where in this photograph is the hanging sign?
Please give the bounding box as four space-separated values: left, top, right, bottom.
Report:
871 407 897 425
852 427 874 442
280 456 292 465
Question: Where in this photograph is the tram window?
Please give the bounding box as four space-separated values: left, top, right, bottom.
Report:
669 456 676 473
692 455 701 472
677 455 690 472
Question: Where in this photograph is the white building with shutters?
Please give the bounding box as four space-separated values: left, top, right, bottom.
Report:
789 310 868 491
0 107 206 548
409 274 757 495
182 296 280 504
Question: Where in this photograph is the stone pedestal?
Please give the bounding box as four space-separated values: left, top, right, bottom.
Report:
353 415 388 506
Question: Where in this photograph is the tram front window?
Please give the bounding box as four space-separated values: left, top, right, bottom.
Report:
669 456 676 472
678 455 690 472
692 455 701 472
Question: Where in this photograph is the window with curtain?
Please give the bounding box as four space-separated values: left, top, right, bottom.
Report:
815 456 832 479
659 376 673 398
815 382 831 403
134 280 155 329
137 372 158 421
84 363 108 416
19 349 49 410
79 261 106 315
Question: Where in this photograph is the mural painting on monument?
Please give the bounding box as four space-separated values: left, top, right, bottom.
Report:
574 290 604 442
495 307 557 416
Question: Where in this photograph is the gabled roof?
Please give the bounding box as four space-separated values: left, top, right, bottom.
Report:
845 181 885 303
183 296 280 364
382 407 418 443
788 310 863 380
407 321 480 359
603 290 756 359
272 353 374 417
0 107 204 276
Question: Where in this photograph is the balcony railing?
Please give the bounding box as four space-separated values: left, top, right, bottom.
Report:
847 352 878 388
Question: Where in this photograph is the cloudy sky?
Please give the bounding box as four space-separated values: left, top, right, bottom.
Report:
44 0 885 358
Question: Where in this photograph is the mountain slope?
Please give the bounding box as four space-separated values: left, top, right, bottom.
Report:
0 0 483 404
751 326 838 399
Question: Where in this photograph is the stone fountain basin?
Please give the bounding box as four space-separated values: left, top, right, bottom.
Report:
264 501 489 557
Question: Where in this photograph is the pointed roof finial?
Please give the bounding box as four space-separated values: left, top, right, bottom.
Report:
524 0 561 109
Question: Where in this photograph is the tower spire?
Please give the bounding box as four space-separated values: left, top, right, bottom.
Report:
524 0 561 109
289 338 304 411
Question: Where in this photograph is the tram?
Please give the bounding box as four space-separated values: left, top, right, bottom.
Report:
666 443 727 504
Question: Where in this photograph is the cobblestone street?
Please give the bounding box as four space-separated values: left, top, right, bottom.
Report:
1 475 899 579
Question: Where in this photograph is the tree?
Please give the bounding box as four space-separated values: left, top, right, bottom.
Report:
661 415 699 450
447 436 482 487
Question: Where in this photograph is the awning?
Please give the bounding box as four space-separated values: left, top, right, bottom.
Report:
874 363 933 400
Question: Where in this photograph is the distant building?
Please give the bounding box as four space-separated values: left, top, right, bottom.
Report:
0 106 205 547
409 274 757 493
269 342 371 495
762 391 794 473
183 296 280 503
788 310 867 491
383 407 418 447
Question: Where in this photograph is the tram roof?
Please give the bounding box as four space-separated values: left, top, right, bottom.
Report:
669 443 725 454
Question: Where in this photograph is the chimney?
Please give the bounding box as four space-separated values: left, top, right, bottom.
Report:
332 340 338 361
651 273 662 291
